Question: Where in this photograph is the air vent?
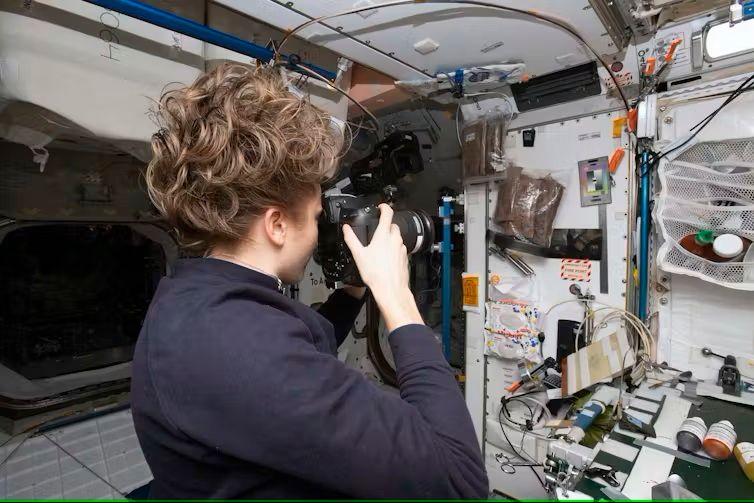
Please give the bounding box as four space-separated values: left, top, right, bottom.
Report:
511 62 602 112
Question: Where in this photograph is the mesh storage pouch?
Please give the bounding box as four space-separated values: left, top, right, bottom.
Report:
657 138 754 290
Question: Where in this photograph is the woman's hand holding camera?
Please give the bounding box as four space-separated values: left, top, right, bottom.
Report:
343 204 423 332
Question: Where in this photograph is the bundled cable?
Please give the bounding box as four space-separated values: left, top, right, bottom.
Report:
652 74 754 164
499 394 552 431
496 401 548 489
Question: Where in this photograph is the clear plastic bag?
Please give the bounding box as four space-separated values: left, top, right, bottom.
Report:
461 119 486 178
484 328 543 364
460 97 516 178
533 175 565 247
494 167 565 247
484 299 543 363
484 275 542 363
485 112 511 173
489 275 541 304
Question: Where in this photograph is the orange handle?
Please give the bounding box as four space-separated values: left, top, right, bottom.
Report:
664 38 682 62
643 57 656 76
609 147 625 174
505 380 522 393
627 108 638 133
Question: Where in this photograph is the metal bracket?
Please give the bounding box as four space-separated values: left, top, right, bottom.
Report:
598 204 609 294
691 31 704 70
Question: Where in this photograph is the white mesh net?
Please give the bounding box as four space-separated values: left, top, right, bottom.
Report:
657 138 754 290
675 138 754 166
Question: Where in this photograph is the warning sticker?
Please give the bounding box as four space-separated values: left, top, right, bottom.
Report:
560 259 592 282
462 273 480 308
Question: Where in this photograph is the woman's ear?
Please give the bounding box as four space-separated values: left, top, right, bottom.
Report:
263 207 287 247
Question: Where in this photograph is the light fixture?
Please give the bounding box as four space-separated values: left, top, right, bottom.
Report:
704 17 754 61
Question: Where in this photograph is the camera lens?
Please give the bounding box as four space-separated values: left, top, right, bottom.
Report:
392 210 434 255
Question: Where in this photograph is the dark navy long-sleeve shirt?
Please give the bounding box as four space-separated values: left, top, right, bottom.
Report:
130 258 488 499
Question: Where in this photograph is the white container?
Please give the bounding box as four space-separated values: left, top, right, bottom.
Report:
676 416 707 453
703 420 737 459
713 234 745 260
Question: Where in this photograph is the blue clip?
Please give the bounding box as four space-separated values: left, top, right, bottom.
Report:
453 69 464 98
743 0 754 19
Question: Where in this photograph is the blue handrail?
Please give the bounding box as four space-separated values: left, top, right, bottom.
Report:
440 197 453 360
638 150 650 321
81 0 337 80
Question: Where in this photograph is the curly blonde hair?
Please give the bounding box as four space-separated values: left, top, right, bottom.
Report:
146 62 341 251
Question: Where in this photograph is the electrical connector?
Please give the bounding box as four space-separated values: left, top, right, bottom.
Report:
731 3 744 24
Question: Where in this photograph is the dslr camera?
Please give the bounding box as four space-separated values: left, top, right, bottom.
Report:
315 194 434 287
314 131 436 287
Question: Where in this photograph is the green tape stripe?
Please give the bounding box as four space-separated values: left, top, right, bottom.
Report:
609 430 641 446
576 476 609 500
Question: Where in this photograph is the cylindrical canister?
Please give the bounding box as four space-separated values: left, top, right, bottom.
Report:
734 442 754 482
703 420 737 460
677 417 707 453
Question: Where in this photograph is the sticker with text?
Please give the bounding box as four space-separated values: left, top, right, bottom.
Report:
560 259 591 282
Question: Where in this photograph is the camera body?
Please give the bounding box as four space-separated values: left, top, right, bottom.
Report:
315 193 434 287
350 131 423 195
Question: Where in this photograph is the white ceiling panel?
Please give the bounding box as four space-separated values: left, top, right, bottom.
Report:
215 0 622 80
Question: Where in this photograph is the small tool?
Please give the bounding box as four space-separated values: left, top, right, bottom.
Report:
650 370 692 389
652 361 683 373
702 347 742 396
489 245 535 277
585 466 620 487
494 453 541 474
702 347 724 359
506 357 557 392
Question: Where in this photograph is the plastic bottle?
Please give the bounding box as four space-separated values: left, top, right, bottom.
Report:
703 420 737 460
734 442 754 482
676 417 707 453
679 230 719 261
